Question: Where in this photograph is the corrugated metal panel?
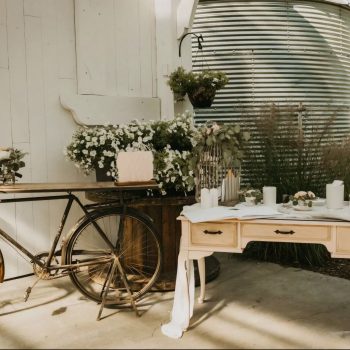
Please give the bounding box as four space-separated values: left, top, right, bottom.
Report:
192 0 350 139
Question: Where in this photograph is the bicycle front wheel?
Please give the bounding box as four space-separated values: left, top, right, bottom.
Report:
65 207 161 305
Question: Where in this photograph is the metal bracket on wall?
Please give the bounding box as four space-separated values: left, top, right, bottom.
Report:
178 32 204 57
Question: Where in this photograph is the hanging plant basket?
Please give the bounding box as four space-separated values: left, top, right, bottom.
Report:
187 87 216 108
173 91 186 102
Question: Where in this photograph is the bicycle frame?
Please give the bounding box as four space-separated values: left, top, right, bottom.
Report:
0 193 119 276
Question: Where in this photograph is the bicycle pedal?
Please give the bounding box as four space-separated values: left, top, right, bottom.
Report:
24 287 32 302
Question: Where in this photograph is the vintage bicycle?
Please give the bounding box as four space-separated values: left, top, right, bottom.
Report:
0 181 162 319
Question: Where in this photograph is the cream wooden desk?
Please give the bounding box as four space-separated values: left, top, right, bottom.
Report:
161 215 350 339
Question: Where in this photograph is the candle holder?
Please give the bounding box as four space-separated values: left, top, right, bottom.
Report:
195 144 241 206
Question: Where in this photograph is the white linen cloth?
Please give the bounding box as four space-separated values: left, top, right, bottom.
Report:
161 243 194 339
181 203 283 223
277 202 350 221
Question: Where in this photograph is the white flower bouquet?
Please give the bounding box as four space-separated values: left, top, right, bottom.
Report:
292 190 316 207
65 112 198 196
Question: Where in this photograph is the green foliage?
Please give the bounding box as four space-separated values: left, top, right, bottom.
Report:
153 147 195 196
189 121 250 172
0 147 26 181
243 103 336 201
240 188 263 204
167 66 229 102
321 138 350 198
243 242 331 266
241 102 340 267
151 112 196 152
166 66 188 99
65 113 199 196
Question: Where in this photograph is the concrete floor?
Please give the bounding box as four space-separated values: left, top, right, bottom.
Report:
1 253 350 349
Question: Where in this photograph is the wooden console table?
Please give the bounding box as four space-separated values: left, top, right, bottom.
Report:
161 215 350 339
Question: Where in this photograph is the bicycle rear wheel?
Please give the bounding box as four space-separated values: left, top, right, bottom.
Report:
0 249 4 283
64 207 161 305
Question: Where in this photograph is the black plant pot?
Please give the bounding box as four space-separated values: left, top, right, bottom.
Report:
173 91 186 102
187 87 216 108
95 167 114 182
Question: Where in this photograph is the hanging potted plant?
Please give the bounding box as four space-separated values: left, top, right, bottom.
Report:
167 66 229 108
167 67 188 102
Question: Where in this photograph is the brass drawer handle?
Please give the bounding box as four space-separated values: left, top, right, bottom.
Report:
274 229 295 235
203 230 223 235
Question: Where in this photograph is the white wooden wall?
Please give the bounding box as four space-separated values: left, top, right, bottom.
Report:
75 0 157 97
0 0 194 278
0 0 87 278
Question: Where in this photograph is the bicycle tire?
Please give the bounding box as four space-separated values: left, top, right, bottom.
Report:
0 249 4 283
64 207 161 305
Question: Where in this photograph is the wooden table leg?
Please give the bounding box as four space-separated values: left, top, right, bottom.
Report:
197 257 206 303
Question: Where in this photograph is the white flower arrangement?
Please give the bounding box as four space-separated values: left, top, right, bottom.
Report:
65 112 198 196
154 146 195 195
292 190 316 207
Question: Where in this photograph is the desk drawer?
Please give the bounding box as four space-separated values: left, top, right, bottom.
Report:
191 222 237 247
336 227 350 254
241 223 331 242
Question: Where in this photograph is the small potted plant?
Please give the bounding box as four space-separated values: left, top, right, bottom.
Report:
292 191 316 207
167 66 229 108
0 147 26 184
242 189 263 206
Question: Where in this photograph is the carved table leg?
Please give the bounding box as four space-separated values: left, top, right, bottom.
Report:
197 257 206 303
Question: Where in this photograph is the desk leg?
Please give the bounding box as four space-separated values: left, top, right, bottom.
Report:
197 258 205 304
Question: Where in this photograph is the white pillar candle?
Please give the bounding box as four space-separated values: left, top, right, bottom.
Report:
200 188 212 209
326 183 344 209
210 188 219 207
263 186 277 207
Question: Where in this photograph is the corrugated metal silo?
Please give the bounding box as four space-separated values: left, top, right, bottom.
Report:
192 0 350 138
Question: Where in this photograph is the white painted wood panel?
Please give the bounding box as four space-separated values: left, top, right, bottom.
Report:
176 0 198 38
60 93 161 125
0 68 12 145
120 0 140 97
139 0 156 97
0 0 8 69
155 0 177 119
76 0 157 99
23 0 42 17
16 9 46 275
56 0 76 80
114 0 129 95
41 0 85 245
7 0 30 144
75 0 116 95
0 68 18 278
24 15 48 181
